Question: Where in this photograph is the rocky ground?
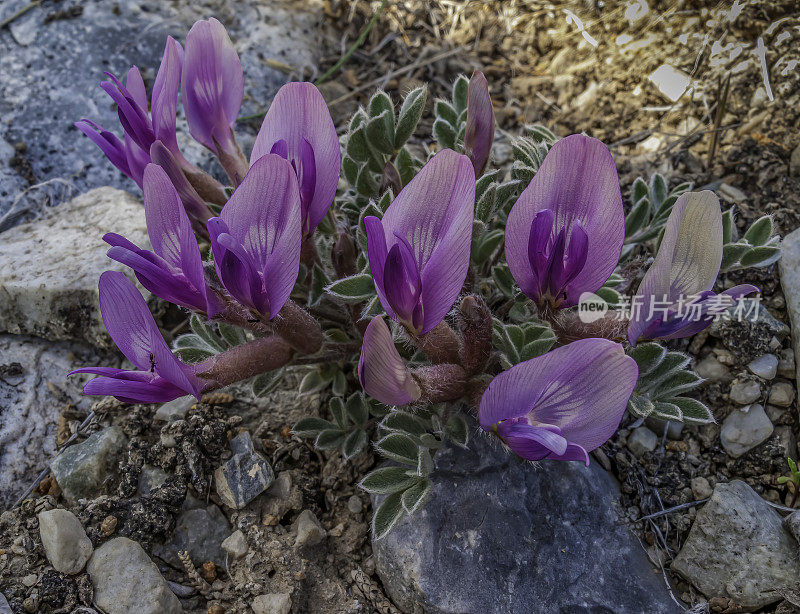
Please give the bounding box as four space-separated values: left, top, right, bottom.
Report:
2 1 800 613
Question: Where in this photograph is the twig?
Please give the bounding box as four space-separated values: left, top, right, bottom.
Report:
706 73 731 169
0 0 41 29
755 36 774 102
628 498 708 523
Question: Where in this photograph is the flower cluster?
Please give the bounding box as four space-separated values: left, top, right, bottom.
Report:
72 18 769 536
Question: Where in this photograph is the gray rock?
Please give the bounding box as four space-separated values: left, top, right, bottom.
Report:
0 334 108 509
214 432 274 509
221 530 248 560
774 425 798 459
50 426 127 503
778 348 795 379
627 426 658 456
154 396 195 422
0 188 148 347
720 404 773 458
784 511 800 543
695 356 731 382
645 418 683 440
252 593 292 614
0 0 324 228
672 481 800 610
0 591 11 614
153 504 229 567
137 465 169 497
87 537 182 614
347 495 363 514
729 378 762 405
373 432 679 614
294 509 326 548
690 477 713 500
747 354 778 379
791 143 800 177
769 382 795 407
780 227 800 383
710 298 790 340
37 508 93 574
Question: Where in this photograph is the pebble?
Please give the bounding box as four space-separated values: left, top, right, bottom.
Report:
645 418 683 440
214 432 274 509
778 348 796 379
21 574 37 587
694 356 730 382
153 504 229 567
37 508 93 574
728 378 761 405
791 143 800 177
627 426 658 456
720 404 774 458
690 477 713 500
87 537 182 614
0 593 11 614
747 354 778 379
252 593 292 614
101 515 118 536
347 495 363 514
221 530 249 560
768 382 795 407
154 396 195 422
294 510 326 548
783 510 800 543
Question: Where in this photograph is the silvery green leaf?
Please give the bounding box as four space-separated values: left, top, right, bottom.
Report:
475 183 497 221
293 417 336 438
299 371 331 394
346 393 370 427
628 394 655 418
630 176 649 206
368 90 394 121
722 206 737 244
453 74 469 113
346 126 369 161
594 287 621 308
475 170 499 201
252 370 283 397
395 147 415 186
342 156 359 185
721 242 750 270
218 322 247 347
360 295 384 320
434 100 458 126
309 264 330 307
417 448 434 477
381 411 427 437
665 397 714 424
495 179 523 211
366 111 395 155
418 433 443 449
342 429 367 460
190 315 225 351
526 124 557 143
628 343 667 376
652 370 703 398
174 333 216 351
375 433 419 466
491 265 516 298
360 467 419 494
433 117 456 149
471 229 504 264
625 197 650 237
330 397 348 428
652 401 683 421
378 189 394 212
739 245 781 268
174 347 215 363
315 428 346 450
444 414 469 448
372 492 405 540
649 173 668 208
395 86 427 148
356 164 378 197
604 273 624 287
744 215 773 246
332 370 348 397
325 274 376 301
401 478 432 514
349 107 368 131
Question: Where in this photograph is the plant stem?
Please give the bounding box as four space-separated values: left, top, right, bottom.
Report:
195 336 293 390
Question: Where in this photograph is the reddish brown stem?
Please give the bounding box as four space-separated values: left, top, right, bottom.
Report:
271 300 324 355
458 295 492 375
195 336 293 391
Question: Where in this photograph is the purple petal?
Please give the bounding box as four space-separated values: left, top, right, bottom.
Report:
374 149 475 333
123 133 149 189
358 316 420 405
82 371 188 404
478 338 637 453
505 134 624 307
181 18 243 153
250 82 340 235
497 421 568 457
364 216 394 319
149 141 211 225
207 218 268 314
151 37 185 159
75 120 131 178
464 70 495 177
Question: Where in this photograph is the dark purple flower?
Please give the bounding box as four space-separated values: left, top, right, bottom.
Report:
479 339 638 465
365 149 475 334
627 191 758 345
181 18 243 164
207 153 302 319
150 36 186 163
358 316 420 406
505 134 624 309
250 82 340 237
149 140 211 227
464 70 494 177
70 271 201 403
74 119 132 180
104 164 215 315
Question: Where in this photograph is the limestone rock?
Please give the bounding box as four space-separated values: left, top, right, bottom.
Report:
221 530 248 560
720 404 773 458
672 481 800 610
627 426 658 456
780 227 800 383
729 378 762 405
695 356 731 382
769 382 795 408
37 509 93 574
252 593 291 614
747 354 778 379
214 432 274 509
154 396 195 422
294 510 325 548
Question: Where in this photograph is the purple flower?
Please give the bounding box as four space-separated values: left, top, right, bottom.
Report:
207 153 302 319
150 36 186 163
250 82 340 237
365 149 475 334
464 70 494 177
358 316 421 405
181 18 243 164
479 339 638 465
70 271 201 403
627 191 758 345
104 163 215 315
149 140 211 227
75 120 132 180
505 134 624 309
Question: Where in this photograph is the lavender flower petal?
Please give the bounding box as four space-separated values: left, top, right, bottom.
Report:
151 37 185 162
464 70 494 177
358 316 421 405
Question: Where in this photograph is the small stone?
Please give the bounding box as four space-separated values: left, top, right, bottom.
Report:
769 382 796 407
38 508 93 574
252 593 291 614
645 418 683 440
780 228 800 383
22 597 35 613
690 477 713 500
21 574 37 587
765 404 787 423
267 471 292 500
729 378 761 405
201 561 216 583
214 432 274 509
87 537 182 614
748 354 779 379
100 515 118 537
0 592 11 614
207 606 225 614
154 396 194 422
783 510 800 543
695 356 730 382
627 426 658 456
50 426 127 503
720 404 774 458
347 495 362 514
294 510 326 548
137 465 168 497
778 348 795 379
221 530 248 560
774 425 797 459
153 505 229 567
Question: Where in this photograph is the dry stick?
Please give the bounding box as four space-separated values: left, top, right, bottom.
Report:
706 72 731 170
0 0 41 29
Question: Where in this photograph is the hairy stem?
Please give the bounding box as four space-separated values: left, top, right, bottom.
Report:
458 295 492 375
413 321 461 364
413 364 467 403
272 300 325 354
195 336 293 391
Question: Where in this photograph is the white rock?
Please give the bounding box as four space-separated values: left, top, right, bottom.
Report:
769 382 795 407
747 354 779 379
87 537 181 614
221 530 248 560
154 396 195 422
38 509 93 574
695 356 730 382
779 227 800 383
690 477 712 499
627 427 658 457
0 188 148 347
729 379 761 405
253 593 292 614
294 509 325 548
720 404 773 458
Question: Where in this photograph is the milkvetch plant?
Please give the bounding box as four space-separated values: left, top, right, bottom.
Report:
71 18 775 539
